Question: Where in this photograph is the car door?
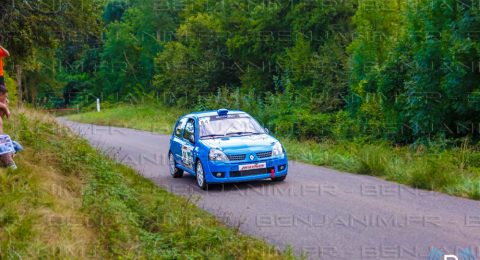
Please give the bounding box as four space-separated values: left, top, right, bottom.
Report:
181 118 196 170
171 117 187 164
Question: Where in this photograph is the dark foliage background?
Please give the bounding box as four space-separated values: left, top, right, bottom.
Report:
2 0 480 144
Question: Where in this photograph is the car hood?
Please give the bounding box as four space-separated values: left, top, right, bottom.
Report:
201 134 278 153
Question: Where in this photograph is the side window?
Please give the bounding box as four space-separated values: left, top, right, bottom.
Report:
183 119 196 143
175 118 187 138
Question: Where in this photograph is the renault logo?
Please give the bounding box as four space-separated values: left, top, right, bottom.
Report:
249 154 254 161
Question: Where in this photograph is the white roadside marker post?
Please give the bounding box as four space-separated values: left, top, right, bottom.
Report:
96 98 101 112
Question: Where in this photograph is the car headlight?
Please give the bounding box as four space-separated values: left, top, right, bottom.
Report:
272 142 284 157
209 149 229 162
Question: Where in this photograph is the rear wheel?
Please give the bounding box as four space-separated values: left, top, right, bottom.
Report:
196 160 208 190
272 175 286 182
169 152 183 178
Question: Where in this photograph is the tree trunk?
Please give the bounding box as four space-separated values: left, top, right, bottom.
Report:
23 73 28 104
31 79 37 108
16 64 22 107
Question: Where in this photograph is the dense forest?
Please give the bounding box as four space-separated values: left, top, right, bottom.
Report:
2 0 480 144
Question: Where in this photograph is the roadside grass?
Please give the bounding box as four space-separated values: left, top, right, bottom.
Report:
68 104 480 200
1 108 295 259
68 104 186 134
283 140 480 199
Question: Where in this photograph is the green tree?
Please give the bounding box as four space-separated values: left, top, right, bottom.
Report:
97 0 179 102
377 0 480 141
0 0 102 105
154 12 233 105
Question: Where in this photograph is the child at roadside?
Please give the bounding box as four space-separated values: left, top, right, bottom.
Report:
0 45 10 86
0 85 16 169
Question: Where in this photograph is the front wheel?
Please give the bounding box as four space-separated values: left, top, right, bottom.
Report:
272 175 287 182
196 160 208 190
169 152 183 178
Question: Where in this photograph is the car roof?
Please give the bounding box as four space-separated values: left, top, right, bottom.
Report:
182 110 247 119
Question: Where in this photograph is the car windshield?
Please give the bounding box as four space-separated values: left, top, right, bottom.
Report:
199 113 266 139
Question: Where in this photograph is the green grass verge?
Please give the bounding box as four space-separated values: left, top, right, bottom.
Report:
283 139 480 199
68 104 185 134
68 104 480 200
1 108 295 259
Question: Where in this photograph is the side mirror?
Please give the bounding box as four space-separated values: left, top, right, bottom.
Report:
264 128 269 134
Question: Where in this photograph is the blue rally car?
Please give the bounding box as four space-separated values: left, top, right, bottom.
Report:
168 109 288 190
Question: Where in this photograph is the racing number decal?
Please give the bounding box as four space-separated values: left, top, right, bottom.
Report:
181 144 194 169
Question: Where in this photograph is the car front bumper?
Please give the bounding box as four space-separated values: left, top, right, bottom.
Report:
203 156 288 184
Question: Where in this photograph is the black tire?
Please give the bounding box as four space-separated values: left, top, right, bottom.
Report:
169 152 183 178
272 175 287 182
196 160 208 190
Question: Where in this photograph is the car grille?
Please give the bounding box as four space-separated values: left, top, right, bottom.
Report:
227 154 246 161
256 151 272 159
230 167 275 177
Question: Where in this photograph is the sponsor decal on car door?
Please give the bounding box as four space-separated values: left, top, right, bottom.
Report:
181 144 194 169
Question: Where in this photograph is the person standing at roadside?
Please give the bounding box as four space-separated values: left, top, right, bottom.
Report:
0 45 10 86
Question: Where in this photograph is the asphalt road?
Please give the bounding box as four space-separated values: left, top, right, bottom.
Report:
59 119 480 260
